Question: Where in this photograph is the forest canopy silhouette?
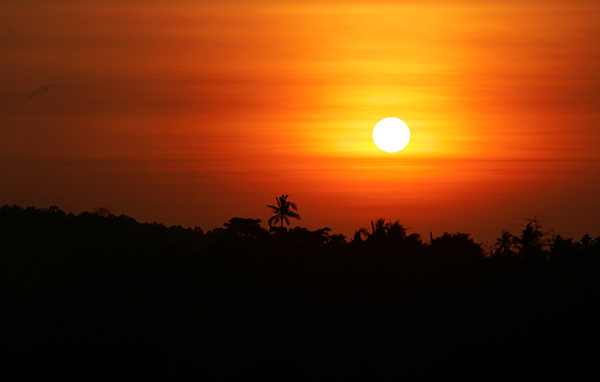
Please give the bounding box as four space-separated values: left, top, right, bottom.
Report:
2 203 600 380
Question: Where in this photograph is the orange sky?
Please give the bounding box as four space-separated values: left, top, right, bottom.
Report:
2 0 600 244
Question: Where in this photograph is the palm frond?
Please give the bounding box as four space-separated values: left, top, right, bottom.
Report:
408 233 421 240
278 195 288 205
353 230 363 242
371 218 387 235
268 194 300 227
268 216 279 227
354 227 370 241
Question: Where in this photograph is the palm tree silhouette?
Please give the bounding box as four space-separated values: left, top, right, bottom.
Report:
267 194 301 228
356 219 415 243
370 218 388 241
353 228 370 242
494 230 517 257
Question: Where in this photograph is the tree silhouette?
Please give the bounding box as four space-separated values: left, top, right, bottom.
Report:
353 228 370 242
358 219 414 242
494 230 517 257
267 194 301 228
517 222 545 261
429 232 484 261
352 219 422 254
353 218 388 242
370 218 388 241
93 207 112 217
222 217 266 239
386 220 412 241
581 234 593 249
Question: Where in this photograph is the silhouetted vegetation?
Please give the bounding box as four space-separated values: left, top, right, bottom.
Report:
267 194 300 228
2 204 600 380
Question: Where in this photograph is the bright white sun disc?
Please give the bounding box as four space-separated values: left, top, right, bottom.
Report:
372 117 411 153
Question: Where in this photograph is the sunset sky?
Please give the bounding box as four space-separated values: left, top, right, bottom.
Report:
2 0 600 244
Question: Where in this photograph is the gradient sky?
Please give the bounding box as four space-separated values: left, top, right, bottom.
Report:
2 0 600 244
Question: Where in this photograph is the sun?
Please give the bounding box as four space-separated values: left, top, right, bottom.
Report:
372 117 411 153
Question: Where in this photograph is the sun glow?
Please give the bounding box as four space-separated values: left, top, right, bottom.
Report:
372 117 411 153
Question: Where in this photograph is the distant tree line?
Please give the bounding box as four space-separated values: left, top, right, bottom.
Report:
1 204 600 380
2 204 598 263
